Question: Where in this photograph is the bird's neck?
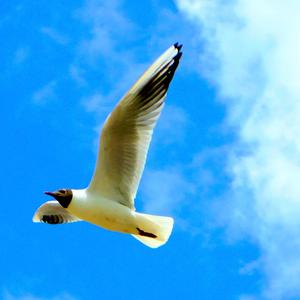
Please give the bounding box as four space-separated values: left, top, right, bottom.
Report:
71 188 88 203
67 188 88 216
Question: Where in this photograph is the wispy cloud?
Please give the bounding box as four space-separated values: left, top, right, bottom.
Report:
76 0 138 65
191 145 230 191
157 105 189 145
41 27 69 45
239 259 261 276
140 167 195 215
239 296 256 300
32 81 56 104
13 47 29 65
3 290 76 300
81 93 106 113
69 65 86 86
74 0 148 114
177 0 300 298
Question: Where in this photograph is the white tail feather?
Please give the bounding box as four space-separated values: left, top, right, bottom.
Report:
132 212 174 248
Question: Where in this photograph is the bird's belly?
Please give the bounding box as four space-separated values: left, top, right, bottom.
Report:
68 197 137 234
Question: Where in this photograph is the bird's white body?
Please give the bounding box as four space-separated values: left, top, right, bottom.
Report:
68 189 174 247
70 189 137 234
33 43 182 248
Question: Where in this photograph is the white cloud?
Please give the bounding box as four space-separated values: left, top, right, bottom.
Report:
177 0 300 299
32 81 56 104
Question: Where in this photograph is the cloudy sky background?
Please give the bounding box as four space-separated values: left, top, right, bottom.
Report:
1 0 300 299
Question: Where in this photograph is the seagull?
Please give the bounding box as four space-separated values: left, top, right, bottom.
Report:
33 43 183 248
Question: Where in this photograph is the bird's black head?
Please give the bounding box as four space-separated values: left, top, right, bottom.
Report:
45 189 73 208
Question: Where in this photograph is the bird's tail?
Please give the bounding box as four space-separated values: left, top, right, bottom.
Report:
131 212 174 248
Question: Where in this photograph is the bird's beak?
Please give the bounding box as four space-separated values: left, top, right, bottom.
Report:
44 191 57 197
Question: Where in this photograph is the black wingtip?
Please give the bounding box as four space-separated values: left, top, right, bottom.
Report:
174 42 183 52
177 51 183 60
172 44 183 68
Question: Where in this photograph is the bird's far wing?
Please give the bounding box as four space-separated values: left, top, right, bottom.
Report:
87 43 183 209
33 201 81 224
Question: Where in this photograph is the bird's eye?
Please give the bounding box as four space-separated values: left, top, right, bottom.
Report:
59 189 65 194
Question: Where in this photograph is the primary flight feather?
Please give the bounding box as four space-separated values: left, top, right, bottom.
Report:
33 43 183 248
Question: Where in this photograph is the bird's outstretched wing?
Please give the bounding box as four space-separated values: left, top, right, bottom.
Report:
87 43 183 209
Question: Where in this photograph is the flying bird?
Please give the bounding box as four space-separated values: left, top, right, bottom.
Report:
33 43 183 248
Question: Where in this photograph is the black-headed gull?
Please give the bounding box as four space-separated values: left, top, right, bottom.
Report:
33 43 183 248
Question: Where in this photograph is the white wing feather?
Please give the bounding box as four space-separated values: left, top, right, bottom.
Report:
33 201 81 224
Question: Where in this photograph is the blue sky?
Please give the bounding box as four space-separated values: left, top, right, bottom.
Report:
1 1 300 299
